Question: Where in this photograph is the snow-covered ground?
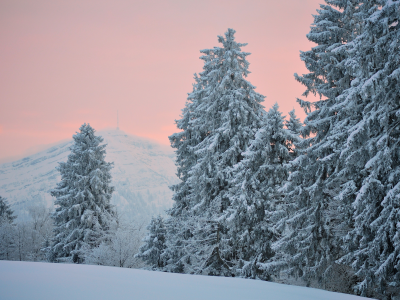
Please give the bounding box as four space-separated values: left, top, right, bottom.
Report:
0 261 373 300
0 128 178 221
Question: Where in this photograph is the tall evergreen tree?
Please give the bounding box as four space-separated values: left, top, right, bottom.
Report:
224 104 301 279
274 0 364 289
278 0 400 297
165 28 266 275
49 124 115 263
337 1 400 297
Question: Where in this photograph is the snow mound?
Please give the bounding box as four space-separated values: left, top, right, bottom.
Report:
0 261 373 300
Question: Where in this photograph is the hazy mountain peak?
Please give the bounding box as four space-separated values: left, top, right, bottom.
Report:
0 130 178 221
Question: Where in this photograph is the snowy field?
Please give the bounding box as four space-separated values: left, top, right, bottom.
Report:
0 261 373 300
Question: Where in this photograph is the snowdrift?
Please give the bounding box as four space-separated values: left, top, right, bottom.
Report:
0 261 373 300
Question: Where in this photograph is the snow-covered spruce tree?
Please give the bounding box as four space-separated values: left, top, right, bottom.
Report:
0 196 17 260
336 1 400 298
0 196 16 225
136 215 167 269
162 214 232 275
285 109 303 160
48 124 116 263
165 29 266 275
273 0 364 292
224 104 301 280
0 222 16 261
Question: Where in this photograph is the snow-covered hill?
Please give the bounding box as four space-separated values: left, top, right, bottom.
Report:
0 129 178 220
0 261 373 300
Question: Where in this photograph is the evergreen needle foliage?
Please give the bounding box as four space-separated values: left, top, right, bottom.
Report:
273 1 400 298
48 124 116 263
0 196 16 225
164 28 266 275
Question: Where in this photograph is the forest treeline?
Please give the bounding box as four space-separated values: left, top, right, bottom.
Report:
1 1 399 299
138 1 400 298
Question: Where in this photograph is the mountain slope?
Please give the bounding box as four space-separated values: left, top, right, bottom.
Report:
0 129 178 220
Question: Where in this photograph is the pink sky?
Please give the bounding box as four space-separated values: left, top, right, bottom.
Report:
0 0 322 161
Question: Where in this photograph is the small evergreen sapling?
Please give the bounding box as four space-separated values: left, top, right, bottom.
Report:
136 215 167 269
0 196 16 225
0 196 16 260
